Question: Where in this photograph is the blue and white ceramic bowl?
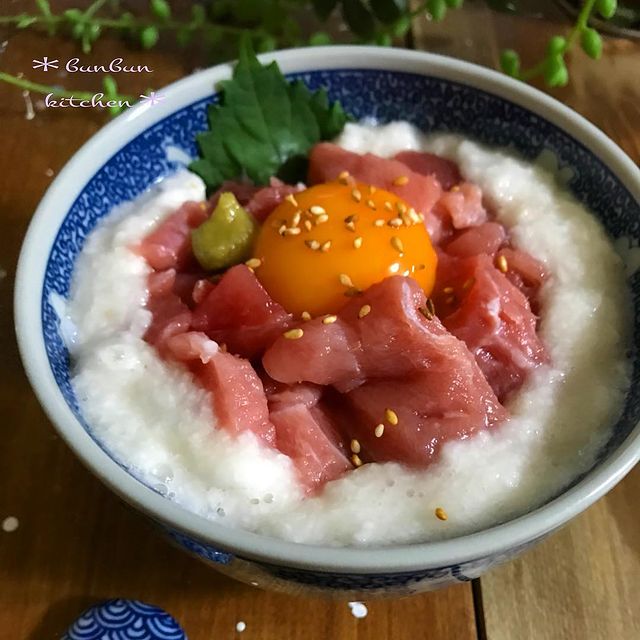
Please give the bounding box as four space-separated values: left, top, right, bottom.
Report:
15 47 640 598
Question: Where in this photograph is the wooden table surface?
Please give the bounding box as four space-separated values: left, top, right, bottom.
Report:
1 3 638 639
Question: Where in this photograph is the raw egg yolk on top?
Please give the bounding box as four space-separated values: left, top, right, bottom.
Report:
252 179 437 317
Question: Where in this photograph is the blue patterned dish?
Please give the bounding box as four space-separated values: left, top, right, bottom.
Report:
63 599 185 640
15 47 640 597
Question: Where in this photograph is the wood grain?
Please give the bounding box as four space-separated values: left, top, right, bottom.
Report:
413 5 640 640
1 3 638 639
0 27 477 640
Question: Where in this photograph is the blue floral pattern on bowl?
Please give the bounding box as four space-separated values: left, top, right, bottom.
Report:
40 68 640 594
63 600 185 640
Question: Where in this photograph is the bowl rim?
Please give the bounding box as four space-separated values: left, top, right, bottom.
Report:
15 45 640 573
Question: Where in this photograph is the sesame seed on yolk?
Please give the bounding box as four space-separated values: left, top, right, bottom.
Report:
252 181 437 316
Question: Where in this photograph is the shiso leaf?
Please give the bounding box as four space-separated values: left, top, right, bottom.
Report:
190 39 351 192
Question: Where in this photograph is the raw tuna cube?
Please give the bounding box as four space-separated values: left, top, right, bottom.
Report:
344 369 506 467
210 178 305 223
440 255 549 400
144 286 191 347
393 150 462 190
497 247 549 300
192 278 216 305
445 222 507 258
136 201 208 270
308 143 442 215
195 351 276 446
164 331 219 364
266 381 324 410
148 269 176 296
438 183 487 229
271 402 351 490
173 272 207 308
263 275 506 402
192 265 293 359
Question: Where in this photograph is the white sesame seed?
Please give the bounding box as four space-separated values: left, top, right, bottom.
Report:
374 424 385 438
374 219 385 227
339 273 353 288
388 217 403 228
245 258 262 269
315 213 329 225
353 236 363 249
310 205 326 215
352 188 362 202
304 219 313 231
358 304 371 319
350 439 361 454
391 236 404 253
320 240 332 252
393 175 409 186
351 453 363 467
301 311 311 321
385 408 399 425
284 227 301 236
322 315 338 324
305 239 320 250
285 194 298 207
284 328 304 340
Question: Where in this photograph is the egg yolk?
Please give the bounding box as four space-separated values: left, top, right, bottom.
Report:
252 180 437 317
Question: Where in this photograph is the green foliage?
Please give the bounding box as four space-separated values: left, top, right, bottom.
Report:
149 0 170 21
140 25 159 49
546 36 567 55
500 50 520 77
596 0 617 19
190 40 350 191
427 0 447 22
0 0 621 108
581 27 603 59
544 55 569 87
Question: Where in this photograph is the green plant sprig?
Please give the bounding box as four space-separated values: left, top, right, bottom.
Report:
0 0 621 117
500 0 617 87
0 71 134 116
0 0 275 54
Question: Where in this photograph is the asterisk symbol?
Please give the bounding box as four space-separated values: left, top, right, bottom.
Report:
139 92 165 107
32 57 59 71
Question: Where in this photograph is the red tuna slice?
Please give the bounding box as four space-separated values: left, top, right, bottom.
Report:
308 143 442 215
144 282 192 347
194 351 276 446
245 178 305 223
148 268 176 296
499 247 549 291
191 265 293 359
438 183 487 229
441 255 549 400
263 275 505 400
266 381 324 410
192 278 215 305
393 150 462 191
344 368 507 467
164 331 219 364
210 178 304 223
270 403 352 491
209 180 261 208
136 201 208 271
445 222 507 258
